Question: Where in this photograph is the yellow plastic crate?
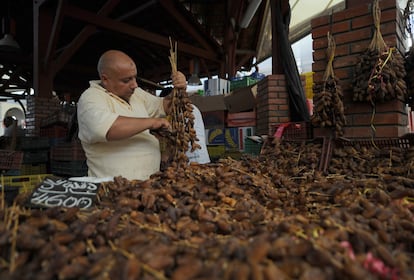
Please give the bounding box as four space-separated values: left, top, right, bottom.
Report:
0 174 52 193
207 144 225 158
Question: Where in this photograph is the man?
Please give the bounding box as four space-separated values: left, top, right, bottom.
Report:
77 50 187 180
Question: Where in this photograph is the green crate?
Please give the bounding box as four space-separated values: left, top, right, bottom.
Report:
244 138 262 156
230 77 258 91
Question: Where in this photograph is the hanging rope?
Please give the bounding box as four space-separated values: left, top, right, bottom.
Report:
368 0 387 53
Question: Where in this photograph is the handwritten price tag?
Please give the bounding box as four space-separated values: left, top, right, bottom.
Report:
29 177 100 209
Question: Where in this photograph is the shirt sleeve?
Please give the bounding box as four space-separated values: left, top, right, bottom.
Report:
77 89 118 143
134 88 166 117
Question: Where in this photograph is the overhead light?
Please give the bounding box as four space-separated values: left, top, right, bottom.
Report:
240 0 262 29
0 34 20 52
188 58 202 86
188 74 202 86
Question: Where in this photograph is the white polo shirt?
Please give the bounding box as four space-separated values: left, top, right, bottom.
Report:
77 81 165 181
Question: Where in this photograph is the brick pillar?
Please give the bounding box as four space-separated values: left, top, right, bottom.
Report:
311 0 408 138
256 75 290 135
26 95 61 136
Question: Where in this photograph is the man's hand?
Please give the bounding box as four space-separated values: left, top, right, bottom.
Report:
150 118 171 131
171 71 187 90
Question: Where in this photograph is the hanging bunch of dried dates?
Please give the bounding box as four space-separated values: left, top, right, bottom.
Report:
352 0 407 103
162 39 200 168
311 32 346 137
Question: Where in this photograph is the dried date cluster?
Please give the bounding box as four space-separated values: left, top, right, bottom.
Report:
162 42 200 168
311 33 346 137
1 140 414 279
352 0 407 104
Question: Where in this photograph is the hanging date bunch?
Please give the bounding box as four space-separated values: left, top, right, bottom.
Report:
311 32 346 137
164 39 200 167
352 0 407 103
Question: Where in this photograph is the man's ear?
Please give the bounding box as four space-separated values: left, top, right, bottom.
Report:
101 74 109 86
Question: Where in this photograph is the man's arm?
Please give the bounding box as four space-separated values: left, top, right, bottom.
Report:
106 116 171 141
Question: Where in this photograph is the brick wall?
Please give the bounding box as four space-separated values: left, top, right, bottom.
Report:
311 0 409 138
256 75 290 135
25 96 61 136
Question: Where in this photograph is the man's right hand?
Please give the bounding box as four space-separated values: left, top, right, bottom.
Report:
150 118 171 131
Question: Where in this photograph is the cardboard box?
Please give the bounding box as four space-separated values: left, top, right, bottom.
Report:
189 94 226 112
206 128 239 150
202 110 227 129
224 84 258 113
206 128 225 145
224 128 239 149
227 110 256 127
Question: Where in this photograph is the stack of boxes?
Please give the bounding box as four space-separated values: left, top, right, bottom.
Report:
190 77 261 160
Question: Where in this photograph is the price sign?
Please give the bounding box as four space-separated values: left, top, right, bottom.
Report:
29 177 100 209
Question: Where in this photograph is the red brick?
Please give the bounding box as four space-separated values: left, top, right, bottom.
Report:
351 14 374 29
335 44 351 57
350 39 371 54
332 21 351 34
334 27 372 45
343 125 408 138
313 61 328 72
311 15 331 29
380 21 397 36
334 68 353 80
277 92 288 99
333 54 359 68
345 99 406 114
279 104 289 111
380 0 397 10
313 37 329 50
380 8 397 23
267 85 286 92
346 0 370 9
351 112 406 126
382 34 398 47
312 25 332 39
334 5 370 22
313 49 326 62
268 98 288 105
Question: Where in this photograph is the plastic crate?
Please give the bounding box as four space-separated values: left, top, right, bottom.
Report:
40 125 68 138
0 174 52 193
230 77 258 91
19 137 50 150
20 163 48 175
336 137 412 150
0 150 23 170
50 142 86 161
244 137 263 156
50 160 88 176
273 122 313 140
207 145 225 158
23 150 49 164
0 186 20 206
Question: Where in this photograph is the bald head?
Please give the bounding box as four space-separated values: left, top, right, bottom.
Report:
97 50 136 77
96 50 138 102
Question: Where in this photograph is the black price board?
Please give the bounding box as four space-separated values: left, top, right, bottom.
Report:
29 177 100 209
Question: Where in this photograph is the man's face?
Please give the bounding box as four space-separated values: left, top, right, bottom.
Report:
101 60 138 102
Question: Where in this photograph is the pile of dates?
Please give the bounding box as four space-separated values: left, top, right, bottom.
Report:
0 139 413 279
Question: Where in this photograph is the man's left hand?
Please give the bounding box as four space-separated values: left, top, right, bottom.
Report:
172 71 187 90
